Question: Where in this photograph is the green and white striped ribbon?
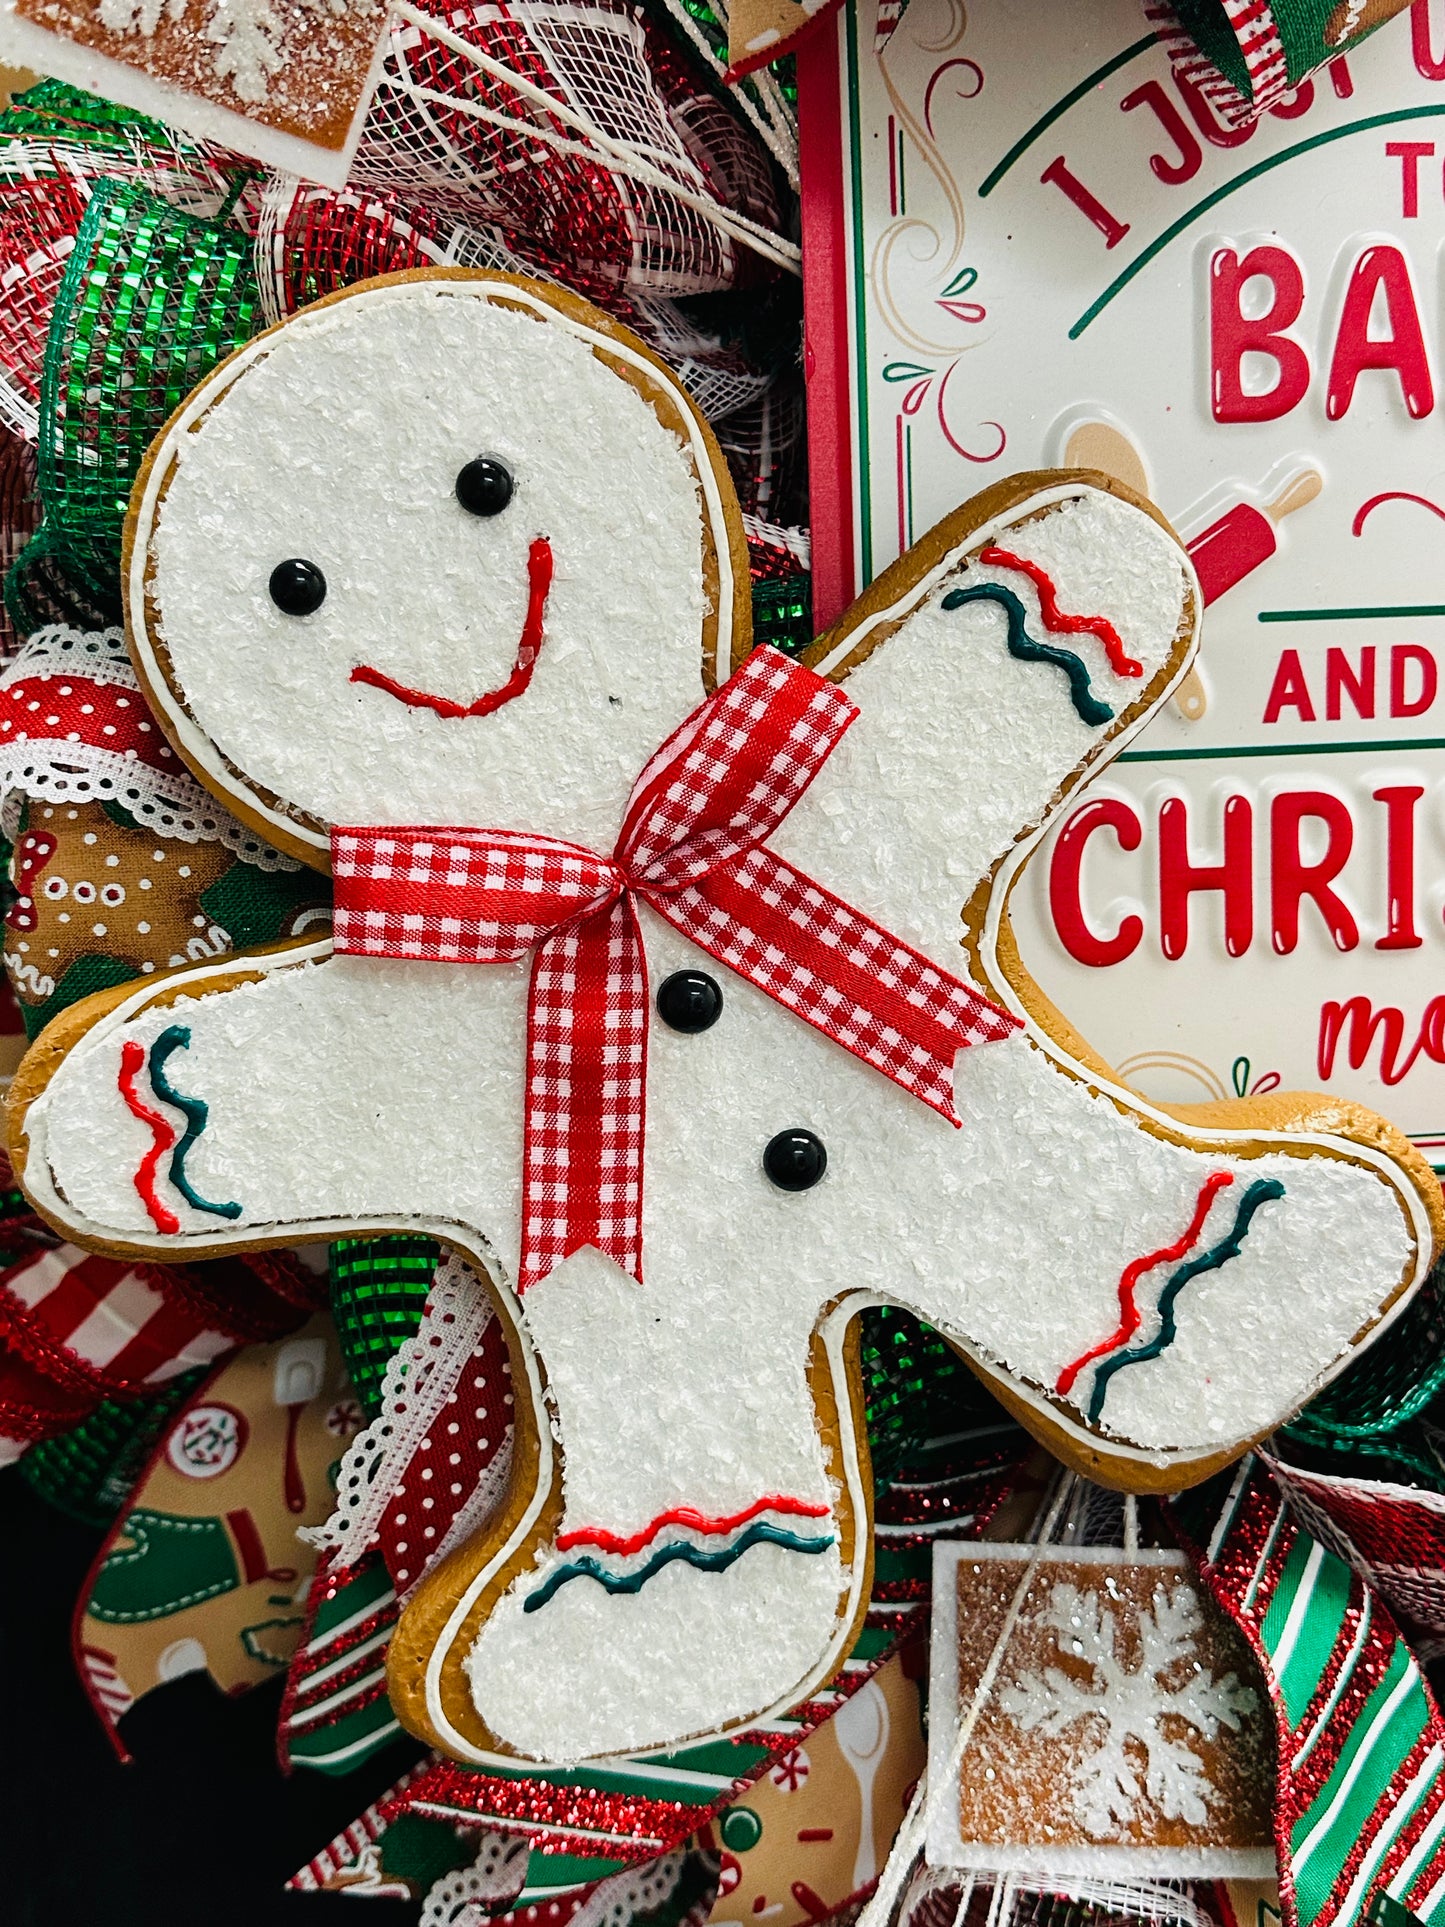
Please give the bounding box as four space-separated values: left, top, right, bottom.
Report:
1173 1456 1445 1927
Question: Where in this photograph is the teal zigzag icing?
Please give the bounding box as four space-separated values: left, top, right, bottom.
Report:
1088 1177 1286 1422
148 1025 242 1221
942 582 1114 727
523 1521 835 1614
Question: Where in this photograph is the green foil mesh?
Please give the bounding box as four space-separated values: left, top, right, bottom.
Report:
1284 1255 1445 1447
329 1237 442 1418
639 0 796 103
860 1304 975 1484
3 524 119 636
20 1368 207 1528
752 574 813 657
20 179 259 605
1287 1424 1445 1492
0 78 179 149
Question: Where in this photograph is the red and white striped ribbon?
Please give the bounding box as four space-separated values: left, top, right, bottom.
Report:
333 647 1019 1293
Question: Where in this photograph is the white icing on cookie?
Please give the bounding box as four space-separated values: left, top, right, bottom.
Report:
17 277 1436 1766
463 1522 848 1762
777 489 1185 965
31 908 1411 1460
144 280 721 851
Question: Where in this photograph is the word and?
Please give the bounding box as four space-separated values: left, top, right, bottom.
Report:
1262 645 1438 723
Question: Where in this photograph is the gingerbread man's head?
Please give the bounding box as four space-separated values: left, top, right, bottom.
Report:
130 272 744 858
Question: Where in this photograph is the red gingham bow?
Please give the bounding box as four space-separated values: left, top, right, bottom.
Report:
332 648 1020 1293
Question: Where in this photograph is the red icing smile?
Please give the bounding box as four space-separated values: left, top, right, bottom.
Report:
350 536 554 718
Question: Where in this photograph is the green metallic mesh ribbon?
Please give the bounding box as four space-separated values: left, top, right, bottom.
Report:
1281 1419 1445 1493
4 528 118 639
0 77 179 151
751 574 812 656
1287 1256 1445 1479
20 1368 207 1527
11 179 260 617
638 0 798 104
328 1237 442 1418
859 1302 974 1479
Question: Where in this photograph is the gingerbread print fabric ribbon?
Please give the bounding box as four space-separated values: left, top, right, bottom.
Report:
332 647 1019 1293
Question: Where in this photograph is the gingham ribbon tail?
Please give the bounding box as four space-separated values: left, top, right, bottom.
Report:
332 647 1019 1293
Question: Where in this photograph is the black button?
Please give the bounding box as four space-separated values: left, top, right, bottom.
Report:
656 970 723 1033
268 558 326 616
763 1129 827 1192
456 456 515 517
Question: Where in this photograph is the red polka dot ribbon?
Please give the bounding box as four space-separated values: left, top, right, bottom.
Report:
332 647 1020 1294
0 669 180 768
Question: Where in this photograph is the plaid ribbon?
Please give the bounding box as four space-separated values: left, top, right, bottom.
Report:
332 647 1019 1294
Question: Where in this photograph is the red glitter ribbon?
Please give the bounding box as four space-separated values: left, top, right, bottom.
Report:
333 647 1019 1294
1173 1457 1445 1927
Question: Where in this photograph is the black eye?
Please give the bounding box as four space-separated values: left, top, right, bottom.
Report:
763 1129 827 1192
657 970 723 1033
456 456 515 517
269 558 327 616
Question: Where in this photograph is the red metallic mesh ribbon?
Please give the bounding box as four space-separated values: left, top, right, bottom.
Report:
332 647 1019 1293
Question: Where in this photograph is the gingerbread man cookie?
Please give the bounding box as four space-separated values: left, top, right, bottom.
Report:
7 272 1441 1769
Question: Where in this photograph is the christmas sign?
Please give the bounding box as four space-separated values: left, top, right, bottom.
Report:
799 0 1445 1173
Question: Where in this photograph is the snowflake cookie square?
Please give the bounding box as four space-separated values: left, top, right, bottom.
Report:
0 0 391 185
929 1543 1274 1881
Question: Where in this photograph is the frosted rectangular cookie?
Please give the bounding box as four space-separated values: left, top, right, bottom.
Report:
0 0 391 184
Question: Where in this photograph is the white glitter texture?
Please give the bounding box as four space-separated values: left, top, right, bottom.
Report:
97 0 352 104
26 445 1425 1759
996 1579 1259 1837
464 1526 847 1760
151 285 709 851
776 489 1186 968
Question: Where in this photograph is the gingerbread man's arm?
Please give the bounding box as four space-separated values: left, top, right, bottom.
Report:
9 936 529 1277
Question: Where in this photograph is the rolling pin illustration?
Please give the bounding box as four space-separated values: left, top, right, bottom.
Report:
1062 415 1151 498
273 1334 327 1515
1187 466 1323 604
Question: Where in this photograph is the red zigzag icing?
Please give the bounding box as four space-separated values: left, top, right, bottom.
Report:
981 545 1143 678
1055 1170 1234 1396
118 1038 180 1236
556 1493 832 1557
